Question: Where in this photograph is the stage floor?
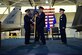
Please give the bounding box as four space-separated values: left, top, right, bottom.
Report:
0 38 82 55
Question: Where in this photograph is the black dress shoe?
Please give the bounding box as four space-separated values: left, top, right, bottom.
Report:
41 42 46 45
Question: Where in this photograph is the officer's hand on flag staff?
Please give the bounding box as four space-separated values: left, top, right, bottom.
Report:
33 22 36 24
35 14 38 17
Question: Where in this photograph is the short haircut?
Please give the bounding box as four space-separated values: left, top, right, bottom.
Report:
25 9 30 12
39 6 44 9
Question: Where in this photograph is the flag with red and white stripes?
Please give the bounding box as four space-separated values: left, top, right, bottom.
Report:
44 8 56 28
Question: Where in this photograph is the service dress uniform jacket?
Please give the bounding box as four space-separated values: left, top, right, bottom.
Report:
35 12 46 44
59 14 67 44
24 14 32 44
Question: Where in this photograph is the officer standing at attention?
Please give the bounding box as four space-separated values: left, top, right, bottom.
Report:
24 9 32 44
34 6 46 45
59 8 67 44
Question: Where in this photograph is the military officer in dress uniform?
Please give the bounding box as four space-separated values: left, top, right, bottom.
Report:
59 8 67 44
24 9 33 44
34 6 46 45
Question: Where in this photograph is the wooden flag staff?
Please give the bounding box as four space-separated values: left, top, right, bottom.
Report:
34 16 36 37
0 21 1 48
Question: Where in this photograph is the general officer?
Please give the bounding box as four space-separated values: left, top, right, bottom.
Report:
24 9 32 44
34 6 46 45
59 8 67 44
